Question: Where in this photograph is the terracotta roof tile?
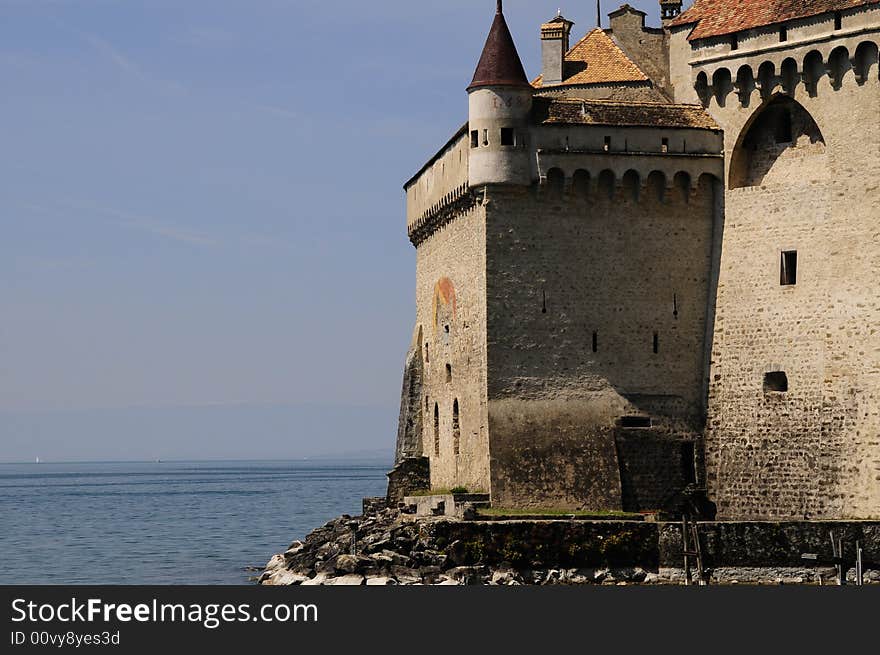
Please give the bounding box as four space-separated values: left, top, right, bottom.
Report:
670 0 880 40
533 97 721 130
532 28 649 88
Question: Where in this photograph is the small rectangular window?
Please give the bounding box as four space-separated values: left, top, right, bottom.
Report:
500 128 515 146
730 34 738 50
603 136 611 152
780 250 798 286
834 11 842 30
619 416 652 429
661 137 669 153
470 130 479 148
780 25 788 42
653 332 659 354
592 331 598 353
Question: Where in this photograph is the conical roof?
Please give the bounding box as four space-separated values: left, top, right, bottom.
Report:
468 1 530 91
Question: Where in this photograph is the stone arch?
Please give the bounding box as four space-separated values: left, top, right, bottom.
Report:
757 61 777 99
828 46 852 90
622 170 640 202
803 50 825 97
729 94 826 189
597 169 616 200
695 71 711 107
546 167 565 196
673 171 691 203
780 57 799 95
572 169 590 199
736 65 756 106
854 41 879 84
712 68 733 107
647 171 666 203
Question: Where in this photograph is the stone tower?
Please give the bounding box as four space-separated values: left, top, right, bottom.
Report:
467 1 533 187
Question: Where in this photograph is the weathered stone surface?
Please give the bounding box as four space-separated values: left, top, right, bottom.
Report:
258 504 880 586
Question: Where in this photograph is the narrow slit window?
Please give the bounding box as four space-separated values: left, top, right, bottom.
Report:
764 371 789 393
661 137 669 153
592 331 598 353
603 136 611 152
653 332 659 354
780 25 788 42
681 442 697 484
452 400 460 456
445 364 452 383
470 130 479 148
433 403 440 455
781 251 798 286
500 128 515 146
730 34 738 50
834 11 842 30
482 129 489 146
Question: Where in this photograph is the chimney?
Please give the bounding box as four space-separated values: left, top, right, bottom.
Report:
540 14 574 86
660 0 683 25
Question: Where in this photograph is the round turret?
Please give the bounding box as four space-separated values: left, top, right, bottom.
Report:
467 1 533 187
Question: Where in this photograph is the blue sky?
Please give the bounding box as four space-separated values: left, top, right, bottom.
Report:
0 0 664 461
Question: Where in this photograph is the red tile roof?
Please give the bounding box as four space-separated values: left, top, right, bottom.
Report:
671 0 880 40
469 1 530 90
533 97 721 130
532 28 649 88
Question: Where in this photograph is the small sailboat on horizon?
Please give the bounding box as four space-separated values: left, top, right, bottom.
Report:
35 456 41 464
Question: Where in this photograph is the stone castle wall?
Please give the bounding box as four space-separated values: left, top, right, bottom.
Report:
413 202 490 494
483 168 721 510
673 8 880 519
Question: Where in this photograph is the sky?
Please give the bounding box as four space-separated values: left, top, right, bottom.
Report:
0 0 665 462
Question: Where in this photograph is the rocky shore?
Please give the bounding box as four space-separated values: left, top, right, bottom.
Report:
258 505 656 586
257 501 880 586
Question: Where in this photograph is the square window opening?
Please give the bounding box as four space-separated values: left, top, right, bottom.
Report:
500 128 515 146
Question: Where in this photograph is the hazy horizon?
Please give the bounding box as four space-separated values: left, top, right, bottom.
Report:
1 1 664 461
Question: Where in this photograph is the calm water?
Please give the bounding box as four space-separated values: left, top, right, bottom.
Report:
0 460 389 585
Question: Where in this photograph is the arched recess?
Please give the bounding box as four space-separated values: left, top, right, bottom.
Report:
854 41 879 84
597 169 616 200
572 169 590 199
803 50 825 97
712 68 733 107
827 46 852 90
695 71 711 107
780 58 799 95
729 94 826 189
736 65 756 106
757 61 777 100
673 171 691 204
622 170 640 202
647 171 666 203
546 167 565 197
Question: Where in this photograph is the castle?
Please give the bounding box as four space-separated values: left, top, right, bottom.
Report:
390 0 880 521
